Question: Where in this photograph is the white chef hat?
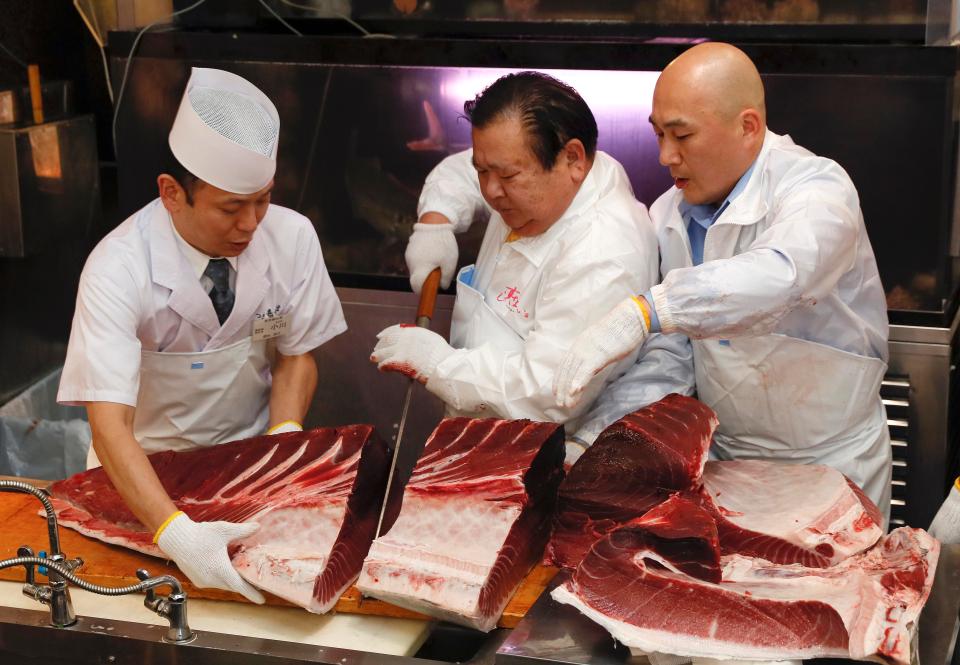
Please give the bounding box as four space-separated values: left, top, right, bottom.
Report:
168 67 279 195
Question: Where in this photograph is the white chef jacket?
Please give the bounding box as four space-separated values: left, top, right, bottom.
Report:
58 198 346 410
418 149 688 429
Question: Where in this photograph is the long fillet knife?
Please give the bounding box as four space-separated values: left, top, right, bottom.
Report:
374 268 442 538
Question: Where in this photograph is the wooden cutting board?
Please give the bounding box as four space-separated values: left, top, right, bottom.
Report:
0 489 557 629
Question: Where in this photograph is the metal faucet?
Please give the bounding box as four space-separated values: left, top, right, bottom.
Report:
0 480 195 643
0 480 79 628
17 545 80 627
137 568 194 643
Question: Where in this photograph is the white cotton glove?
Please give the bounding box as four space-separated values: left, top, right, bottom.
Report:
156 512 265 604
370 324 455 384
405 222 458 294
553 297 650 409
564 438 588 470
929 478 960 544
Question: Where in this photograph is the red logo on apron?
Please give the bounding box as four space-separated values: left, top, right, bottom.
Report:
496 286 529 319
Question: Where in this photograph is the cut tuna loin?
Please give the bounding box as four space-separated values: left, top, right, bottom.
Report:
47 426 390 612
553 518 939 665
357 417 564 632
546 393 718 569
701 460 884 567
615 493 722 583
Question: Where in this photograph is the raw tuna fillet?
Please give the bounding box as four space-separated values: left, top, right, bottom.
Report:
47 426 390 612
701 460 884 567
357 417 564 631
616 493 722 583
546 393 718 569
553 519 939 665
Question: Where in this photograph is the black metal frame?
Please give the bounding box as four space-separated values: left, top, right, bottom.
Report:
108 30 956 74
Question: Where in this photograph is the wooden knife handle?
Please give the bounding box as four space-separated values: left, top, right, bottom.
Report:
416 268 442 325
28 64 43 125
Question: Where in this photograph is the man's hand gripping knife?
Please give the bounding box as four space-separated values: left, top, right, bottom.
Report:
154 511 265 603
553 295 651 409
371 324 454 385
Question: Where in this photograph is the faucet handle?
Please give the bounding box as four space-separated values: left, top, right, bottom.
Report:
17 546 35 585
136 568 158 604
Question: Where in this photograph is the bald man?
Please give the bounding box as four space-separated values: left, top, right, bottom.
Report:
555 43 892 521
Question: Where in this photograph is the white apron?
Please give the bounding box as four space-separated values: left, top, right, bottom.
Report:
445 265 524 417
87 337 271 468
694 333 892 521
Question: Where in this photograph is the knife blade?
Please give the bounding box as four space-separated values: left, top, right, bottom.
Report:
375 267 442 539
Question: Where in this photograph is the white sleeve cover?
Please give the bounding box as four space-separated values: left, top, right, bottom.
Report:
417 149 491 233
570 332 695 444
653 164 860 339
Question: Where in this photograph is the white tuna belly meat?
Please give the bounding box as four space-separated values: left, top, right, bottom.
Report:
358 494 519 618
232 500 347 609
703 461 882 565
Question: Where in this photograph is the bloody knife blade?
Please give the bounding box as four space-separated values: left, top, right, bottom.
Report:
375 267 442 538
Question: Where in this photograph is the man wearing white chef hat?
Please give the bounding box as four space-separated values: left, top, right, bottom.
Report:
58 68 346 601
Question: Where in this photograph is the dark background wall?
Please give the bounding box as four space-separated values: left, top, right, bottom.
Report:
0 0 115 160
0 0 115 403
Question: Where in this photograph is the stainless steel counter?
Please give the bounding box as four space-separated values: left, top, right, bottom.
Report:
0 604 438 665
496 545 960 665
0 602 511 665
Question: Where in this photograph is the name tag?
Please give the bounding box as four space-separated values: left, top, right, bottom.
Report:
252 313 289 342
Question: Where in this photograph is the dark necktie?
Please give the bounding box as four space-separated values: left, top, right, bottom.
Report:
203 258 235 325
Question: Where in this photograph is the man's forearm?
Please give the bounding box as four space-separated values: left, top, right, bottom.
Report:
268 352 318 428
86 402 178 533
419 211 451 225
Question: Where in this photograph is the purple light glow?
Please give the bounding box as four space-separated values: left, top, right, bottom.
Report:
432 67 671 205
441 68 660 111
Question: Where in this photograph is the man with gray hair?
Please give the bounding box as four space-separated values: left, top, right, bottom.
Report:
371 72 691 460
58 68 346 600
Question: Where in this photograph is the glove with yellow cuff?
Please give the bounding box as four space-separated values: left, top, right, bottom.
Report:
553 296 651 409
155 511 265 603
267 420 303 435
